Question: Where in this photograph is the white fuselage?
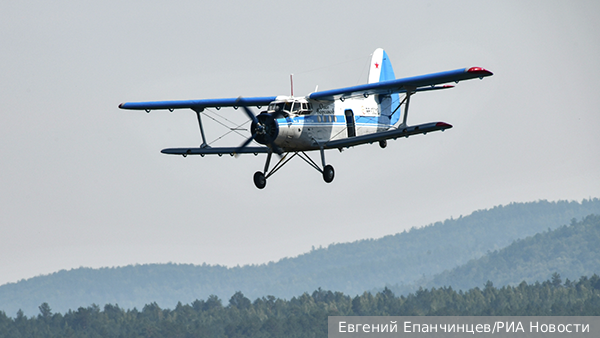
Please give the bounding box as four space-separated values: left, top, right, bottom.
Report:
272 95 394 151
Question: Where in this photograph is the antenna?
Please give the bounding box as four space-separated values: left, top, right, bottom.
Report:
290 74 294 96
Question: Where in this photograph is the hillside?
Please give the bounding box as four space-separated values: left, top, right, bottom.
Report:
1 199 599 316
412 214 600 292
2 274 600 336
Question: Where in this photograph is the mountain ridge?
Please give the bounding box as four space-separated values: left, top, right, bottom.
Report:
418 213 600 291
2 198 599 316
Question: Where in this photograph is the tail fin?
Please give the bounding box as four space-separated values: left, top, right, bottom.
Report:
368 48 396 83
368 48 401 125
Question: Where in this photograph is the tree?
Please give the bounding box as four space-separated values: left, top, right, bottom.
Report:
551 272 562 287
229 291 251 310
38 303 52 319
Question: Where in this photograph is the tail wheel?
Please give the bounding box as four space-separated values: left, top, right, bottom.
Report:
253 171 266 189
323 165 334 183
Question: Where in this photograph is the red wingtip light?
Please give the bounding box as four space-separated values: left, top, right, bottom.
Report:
467 67 493 76
436 122 453 129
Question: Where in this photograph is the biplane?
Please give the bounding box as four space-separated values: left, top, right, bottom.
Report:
119 48 492 189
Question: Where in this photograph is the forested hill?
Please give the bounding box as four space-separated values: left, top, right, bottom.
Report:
406 214 600 293
2 275 600 337
1 199 599 316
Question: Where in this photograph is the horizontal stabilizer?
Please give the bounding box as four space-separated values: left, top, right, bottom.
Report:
324 122 452 149
161 146 271 156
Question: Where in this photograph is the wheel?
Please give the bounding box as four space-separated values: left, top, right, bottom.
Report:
322 165 334 183
379 140 387 148
253 171 266 189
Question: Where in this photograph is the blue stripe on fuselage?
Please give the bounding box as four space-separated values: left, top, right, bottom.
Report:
278 115 385 126
277 116 388 130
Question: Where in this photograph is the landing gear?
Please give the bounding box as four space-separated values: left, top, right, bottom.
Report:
253 171 266 189
379 140 387 148
323 165 335 183
251 148 335 189
319 147 334 184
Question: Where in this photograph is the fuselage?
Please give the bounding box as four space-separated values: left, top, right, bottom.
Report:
266 95 395 151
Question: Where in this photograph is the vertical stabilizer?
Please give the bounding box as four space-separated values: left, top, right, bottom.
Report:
368 48 401 125
368 48 396 84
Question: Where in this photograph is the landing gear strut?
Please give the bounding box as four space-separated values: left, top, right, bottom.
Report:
252 147 335 189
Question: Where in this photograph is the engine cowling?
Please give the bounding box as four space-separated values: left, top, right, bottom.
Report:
251 113 279 145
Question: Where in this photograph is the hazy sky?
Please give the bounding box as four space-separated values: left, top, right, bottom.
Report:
1 1 599 286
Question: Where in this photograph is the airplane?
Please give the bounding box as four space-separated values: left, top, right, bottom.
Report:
119 48 492 189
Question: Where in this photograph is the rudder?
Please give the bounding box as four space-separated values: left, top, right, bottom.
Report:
369 48 401 125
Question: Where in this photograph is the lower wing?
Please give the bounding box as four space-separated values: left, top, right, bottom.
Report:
324 122 452 149
161 146 270 156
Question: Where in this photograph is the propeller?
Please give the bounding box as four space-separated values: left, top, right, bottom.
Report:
235 98 284 156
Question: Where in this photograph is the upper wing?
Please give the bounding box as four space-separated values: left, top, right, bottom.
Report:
309 67 492 101
118 96 278 112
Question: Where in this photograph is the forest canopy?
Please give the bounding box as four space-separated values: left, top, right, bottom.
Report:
1 274 599 337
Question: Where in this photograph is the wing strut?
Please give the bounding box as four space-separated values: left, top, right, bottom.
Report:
388 89 414 128
401 89 413 127
194 109 209 148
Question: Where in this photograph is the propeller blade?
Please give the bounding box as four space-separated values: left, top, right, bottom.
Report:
236 97 259 124
234 134 256 157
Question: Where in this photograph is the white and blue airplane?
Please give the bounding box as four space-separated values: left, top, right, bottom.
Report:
119 48 492 189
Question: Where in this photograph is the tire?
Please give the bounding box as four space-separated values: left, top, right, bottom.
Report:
323 165 334 183
253 171 266 189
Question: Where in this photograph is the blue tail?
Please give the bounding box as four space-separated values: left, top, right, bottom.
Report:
369 48 401 126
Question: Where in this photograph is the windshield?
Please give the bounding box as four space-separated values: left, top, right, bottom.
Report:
270 102 292 112
269 101 311 115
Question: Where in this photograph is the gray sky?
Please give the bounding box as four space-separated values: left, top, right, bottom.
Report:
1 1 599 286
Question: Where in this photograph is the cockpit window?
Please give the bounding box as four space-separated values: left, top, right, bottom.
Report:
292 102 301 112
270 101 313 115
270 103 285 112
